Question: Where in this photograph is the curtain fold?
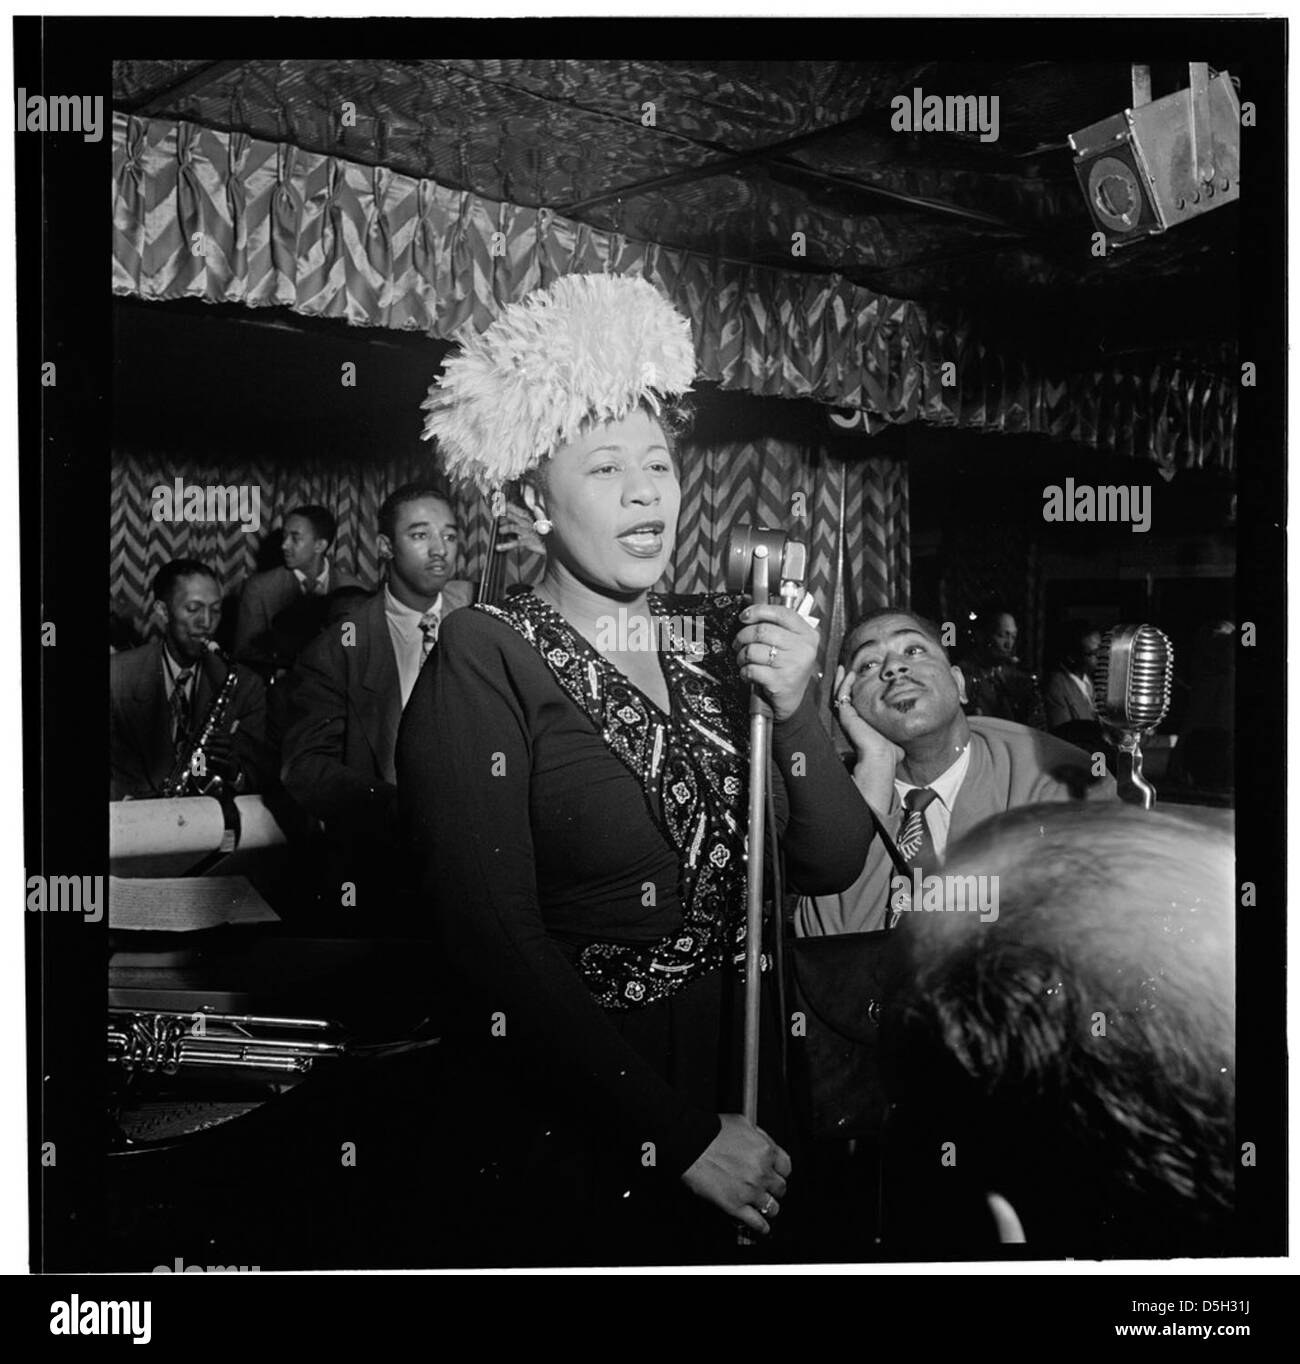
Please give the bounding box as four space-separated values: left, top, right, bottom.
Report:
111 112 1235 473
112 437 909 693
110 450 431 630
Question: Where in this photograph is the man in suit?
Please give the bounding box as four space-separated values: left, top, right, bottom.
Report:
1043 620 1104 747
797 608 1115 936
110 559 275 800
280 483 472 914
235 504 362 675
961 604 1045 730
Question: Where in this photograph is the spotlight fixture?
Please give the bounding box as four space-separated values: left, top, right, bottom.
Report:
1069 62 1240 249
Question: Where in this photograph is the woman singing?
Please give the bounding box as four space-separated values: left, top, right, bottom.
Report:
397 274 870 1265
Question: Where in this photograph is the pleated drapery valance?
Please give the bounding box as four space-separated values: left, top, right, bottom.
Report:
111 111 1236 472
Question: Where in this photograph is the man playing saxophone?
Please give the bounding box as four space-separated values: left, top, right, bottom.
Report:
110 559 276 800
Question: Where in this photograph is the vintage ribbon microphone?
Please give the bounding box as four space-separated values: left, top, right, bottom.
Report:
1094 624 1174 807
723 525 809 1182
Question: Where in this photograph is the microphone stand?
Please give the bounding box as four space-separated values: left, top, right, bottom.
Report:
738 546 803 1247
735 548 773 1248
740 546 772 1133
1096 623 1173 810
1112 729 1157 809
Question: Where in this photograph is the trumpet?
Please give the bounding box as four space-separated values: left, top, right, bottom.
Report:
161 641 240 798
108 1008 348 1077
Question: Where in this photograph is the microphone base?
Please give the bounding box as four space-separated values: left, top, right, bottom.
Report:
1112 731 1157 809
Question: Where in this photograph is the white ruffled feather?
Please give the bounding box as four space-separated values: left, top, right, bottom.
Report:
421 274 696 492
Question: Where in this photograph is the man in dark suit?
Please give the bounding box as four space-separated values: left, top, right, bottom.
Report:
110 559 275 800
961 604 1045 730
234 504 362 675
280 483 472 915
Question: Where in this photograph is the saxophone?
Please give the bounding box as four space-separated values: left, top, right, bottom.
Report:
161 641 240 797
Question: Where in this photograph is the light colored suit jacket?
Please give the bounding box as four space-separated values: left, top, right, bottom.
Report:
796 716 1116 936
1043 668 1097 728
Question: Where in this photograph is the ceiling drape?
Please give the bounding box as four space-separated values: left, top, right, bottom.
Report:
112 111 1235 472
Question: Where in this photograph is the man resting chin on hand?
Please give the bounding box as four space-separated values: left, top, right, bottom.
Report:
797 608 1115 937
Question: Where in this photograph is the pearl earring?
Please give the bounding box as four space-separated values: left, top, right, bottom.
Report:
533 518 553 536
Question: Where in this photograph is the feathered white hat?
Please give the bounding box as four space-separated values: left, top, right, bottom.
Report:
421 273 697 493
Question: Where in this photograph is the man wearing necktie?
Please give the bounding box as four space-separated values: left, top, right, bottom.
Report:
280 482 474 923
797 608 1116 936
164 651 196 753
110 559 274 799
234 504 362 675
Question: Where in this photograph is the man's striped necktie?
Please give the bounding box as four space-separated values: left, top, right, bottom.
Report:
170 668 195 749
897 786 939 872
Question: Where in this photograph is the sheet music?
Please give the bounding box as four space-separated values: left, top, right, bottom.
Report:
108 875 280 931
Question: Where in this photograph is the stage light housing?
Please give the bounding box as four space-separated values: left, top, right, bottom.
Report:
1069 64 1240 249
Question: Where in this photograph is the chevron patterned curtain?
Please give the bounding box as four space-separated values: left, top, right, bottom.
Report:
113 437 909 695
112 112 1235 473
111 449 430 632
669 435 909 719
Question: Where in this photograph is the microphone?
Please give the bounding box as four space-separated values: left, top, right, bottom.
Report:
1094 624 1173 808
723 524 809 610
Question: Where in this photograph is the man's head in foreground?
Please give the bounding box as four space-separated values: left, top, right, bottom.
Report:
882 802 1235 1259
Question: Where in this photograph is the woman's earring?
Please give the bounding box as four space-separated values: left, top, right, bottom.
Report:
533 518 553 536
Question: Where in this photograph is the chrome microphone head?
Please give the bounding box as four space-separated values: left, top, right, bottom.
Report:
779 539 808 590
1095 624 1173 733
723 524 808 598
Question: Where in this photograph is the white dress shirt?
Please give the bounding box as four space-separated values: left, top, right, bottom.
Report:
293 558 332 596
894 742 972 862
385 586 442 708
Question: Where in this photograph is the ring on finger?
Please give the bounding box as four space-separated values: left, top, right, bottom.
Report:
767 644 778 667
760 1195 778 1217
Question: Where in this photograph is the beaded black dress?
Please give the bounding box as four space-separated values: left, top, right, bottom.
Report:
396 588 869 1265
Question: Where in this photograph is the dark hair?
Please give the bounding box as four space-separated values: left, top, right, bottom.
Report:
379 480 455 542
286 504 337 548
1052 619 1100 670
971 602 1017 640
650 392 696 454
840 606 949 665
884 803 1235 1257
151 558 220 606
